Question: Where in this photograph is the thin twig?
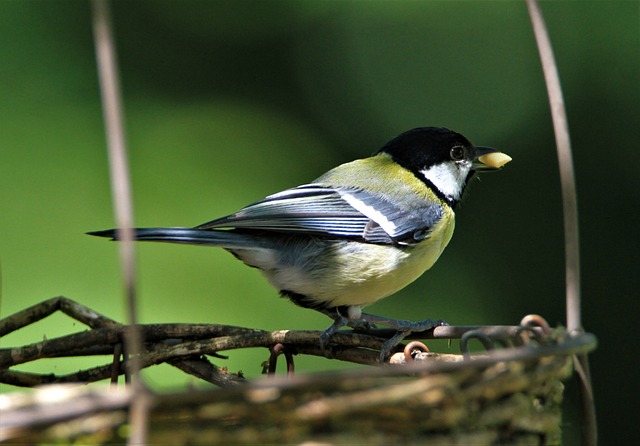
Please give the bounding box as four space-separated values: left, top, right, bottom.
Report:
90 0 148 443
1 296 557 388
167 357 247 386
0 296 118 336
0 321 543 376
0 320 581 389
526 2 596 445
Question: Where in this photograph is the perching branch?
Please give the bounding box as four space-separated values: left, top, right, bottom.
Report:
0 297 395 389
0 297 562 390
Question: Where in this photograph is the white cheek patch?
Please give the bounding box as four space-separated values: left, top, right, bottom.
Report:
420 162 469 201
341 193 397 235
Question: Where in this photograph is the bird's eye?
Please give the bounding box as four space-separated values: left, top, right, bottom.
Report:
450 146 465 161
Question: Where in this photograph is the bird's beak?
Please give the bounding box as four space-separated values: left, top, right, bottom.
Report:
473 146 512 171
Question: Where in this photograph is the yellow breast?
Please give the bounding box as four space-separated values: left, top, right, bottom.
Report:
321 208 455 308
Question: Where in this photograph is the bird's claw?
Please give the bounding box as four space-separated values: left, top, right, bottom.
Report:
319 315 349 358
319 316 377 358
375 318 448 363
347 318 377 331
319 314 447 362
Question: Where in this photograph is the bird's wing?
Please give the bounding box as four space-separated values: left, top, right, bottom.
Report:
196 184 443 244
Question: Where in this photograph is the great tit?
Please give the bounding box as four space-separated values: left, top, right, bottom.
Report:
89 127 511 358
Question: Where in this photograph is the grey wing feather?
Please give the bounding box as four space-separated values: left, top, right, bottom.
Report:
196 184 443 244
336 187 444 243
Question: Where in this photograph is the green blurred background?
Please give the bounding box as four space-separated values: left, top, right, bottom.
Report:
1 0 637 443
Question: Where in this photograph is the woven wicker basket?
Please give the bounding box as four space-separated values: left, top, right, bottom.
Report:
142 329 592 445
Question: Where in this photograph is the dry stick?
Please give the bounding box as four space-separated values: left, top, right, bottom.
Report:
526 1 596 445
0 296 551 381
90 1 148 444
0 296 118 336
0 321 557 389
0 295 556 389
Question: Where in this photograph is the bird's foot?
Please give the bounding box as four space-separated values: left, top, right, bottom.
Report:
359 313 448 362
318 308 377 358
319 316 347 358
318 308 445 362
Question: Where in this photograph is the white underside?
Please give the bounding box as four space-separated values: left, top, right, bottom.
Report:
232 213 455 310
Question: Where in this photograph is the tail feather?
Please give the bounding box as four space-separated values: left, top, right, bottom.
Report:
87 227 262 250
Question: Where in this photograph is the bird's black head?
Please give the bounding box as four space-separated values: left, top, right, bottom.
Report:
378 127 476 172
378 127 488 206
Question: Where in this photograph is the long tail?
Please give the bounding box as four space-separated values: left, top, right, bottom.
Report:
87 227 263 250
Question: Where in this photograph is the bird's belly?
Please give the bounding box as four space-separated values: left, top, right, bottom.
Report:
264 217 455 309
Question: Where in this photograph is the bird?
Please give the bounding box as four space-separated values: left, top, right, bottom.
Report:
89 127 511 360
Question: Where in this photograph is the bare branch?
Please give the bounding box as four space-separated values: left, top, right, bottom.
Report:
167 357 246 386
0 296 118 336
